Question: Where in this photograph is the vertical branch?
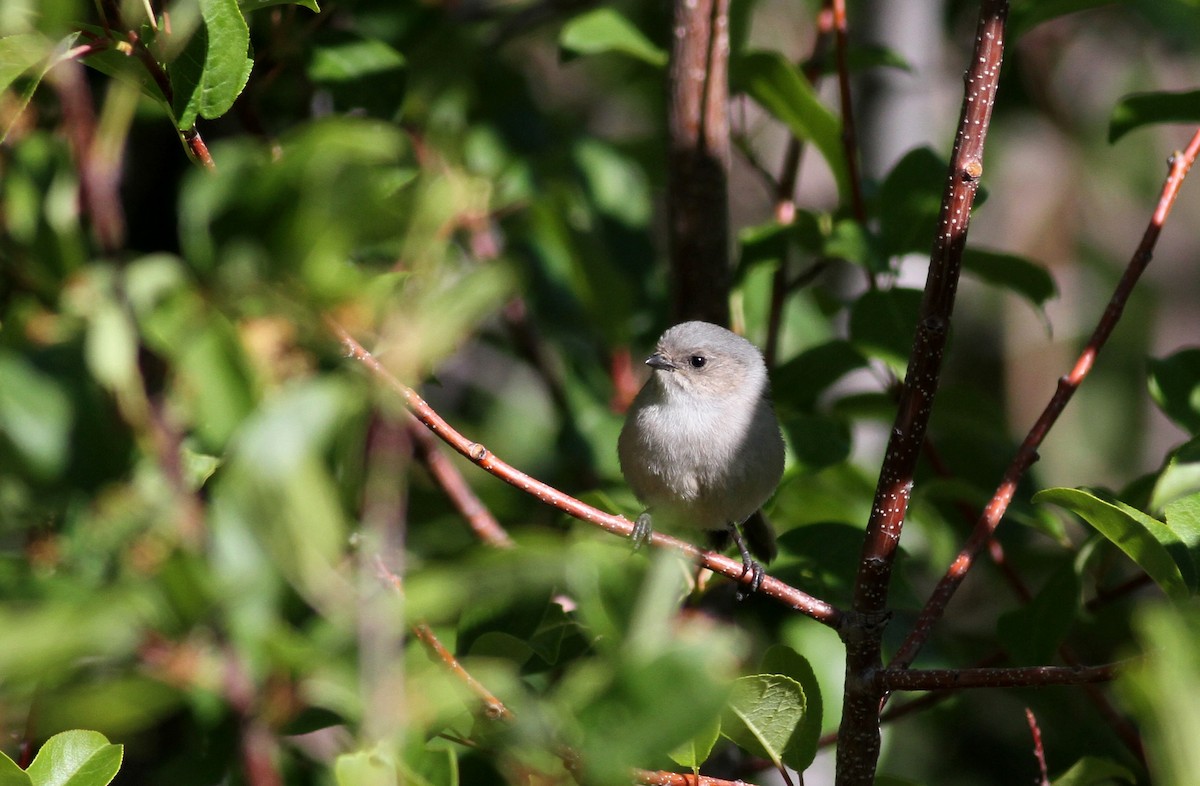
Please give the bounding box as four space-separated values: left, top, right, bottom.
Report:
888 127 1200 671
835 3 1009 784
667 0 732 326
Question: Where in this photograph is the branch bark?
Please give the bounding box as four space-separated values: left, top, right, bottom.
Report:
667 0 732 325
835 3 1009 783
889 126 1200 672
328 317 843 628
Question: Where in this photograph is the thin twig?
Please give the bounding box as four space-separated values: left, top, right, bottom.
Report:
407 420 514 549
327 316 843 628
880 661 1122 692
1026 708 1050 786
836 4 1010 783
634 770 754 786
888 127 1200 672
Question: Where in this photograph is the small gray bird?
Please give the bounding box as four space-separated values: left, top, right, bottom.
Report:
617 321 786 594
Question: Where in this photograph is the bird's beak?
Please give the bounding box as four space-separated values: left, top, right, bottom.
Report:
645 352 676 371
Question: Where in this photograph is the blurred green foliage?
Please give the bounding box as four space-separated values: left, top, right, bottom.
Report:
0 0 1199 784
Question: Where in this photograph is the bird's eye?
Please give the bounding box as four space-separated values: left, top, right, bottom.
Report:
689 355 707 368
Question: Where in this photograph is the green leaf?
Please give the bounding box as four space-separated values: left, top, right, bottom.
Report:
0 751 32 786
308 31 406 118
0 33 49 94
1109 90 1200 144
1122 607 1200 785
773 340 869 412
824 218 885 273
573 138 652 227
668 716 720 770
1034 487 1192 600
25 730 123 786
1 33 79 143
170 0 254 129
1051 756 1135 786
1148 348 1200 435
996 565 1081 664
1164 494 1200 581
731 51 850 204
879 147 946 257
721 674 807 770
0 351 73 479
962 248 1057 310
848 287 923 368
336 746 398 786
559 8 667 66
1150 438 1200 512
779 412 851 473
240 0 319 12
1009 0 1116 38
759 645 823 771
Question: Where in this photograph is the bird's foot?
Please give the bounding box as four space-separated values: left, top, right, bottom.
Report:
631 512 654 551
728 521 765 600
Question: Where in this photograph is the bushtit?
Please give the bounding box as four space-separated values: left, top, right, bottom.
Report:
617 321 785 593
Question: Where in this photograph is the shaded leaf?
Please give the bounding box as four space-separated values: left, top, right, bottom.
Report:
1109 90 1200 144
559 8 666 66
779 412 851 473
962 248 1057 310
1009 0 1116 37
668 716 720 770
848 288 923 368
759 645 823 771
1148 348 1200 435
773 339 869 412
996 565 1081 664
731 51 850 203
879 147 945 257
0 33 49 94
1034 488 1192 600
1051 756 1135 786
308 31 406 118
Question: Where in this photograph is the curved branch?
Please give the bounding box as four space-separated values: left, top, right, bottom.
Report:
328 317 843 628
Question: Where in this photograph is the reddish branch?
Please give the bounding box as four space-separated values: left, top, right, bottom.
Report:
1027 708 1050 786
407 421 514 549
836 3 1009 783
890 126 1200 672
667 0 732 325
831 0 867 228
635 771 753 786
327 317 843 627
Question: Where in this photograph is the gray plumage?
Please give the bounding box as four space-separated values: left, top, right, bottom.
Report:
617 322 785 579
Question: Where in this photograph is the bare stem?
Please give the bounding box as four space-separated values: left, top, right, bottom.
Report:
835 3 1009 783
880 662 1122 692
328 316 843 627
889 127 1200 672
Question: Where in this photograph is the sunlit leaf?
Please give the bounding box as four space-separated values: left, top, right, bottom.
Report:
170 0 254 128
721 674 807 769
731 51 850 204
0 751 31 786
240 0 319 12
1034 487 1192 600
25 730 123 786
559 8 667 66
